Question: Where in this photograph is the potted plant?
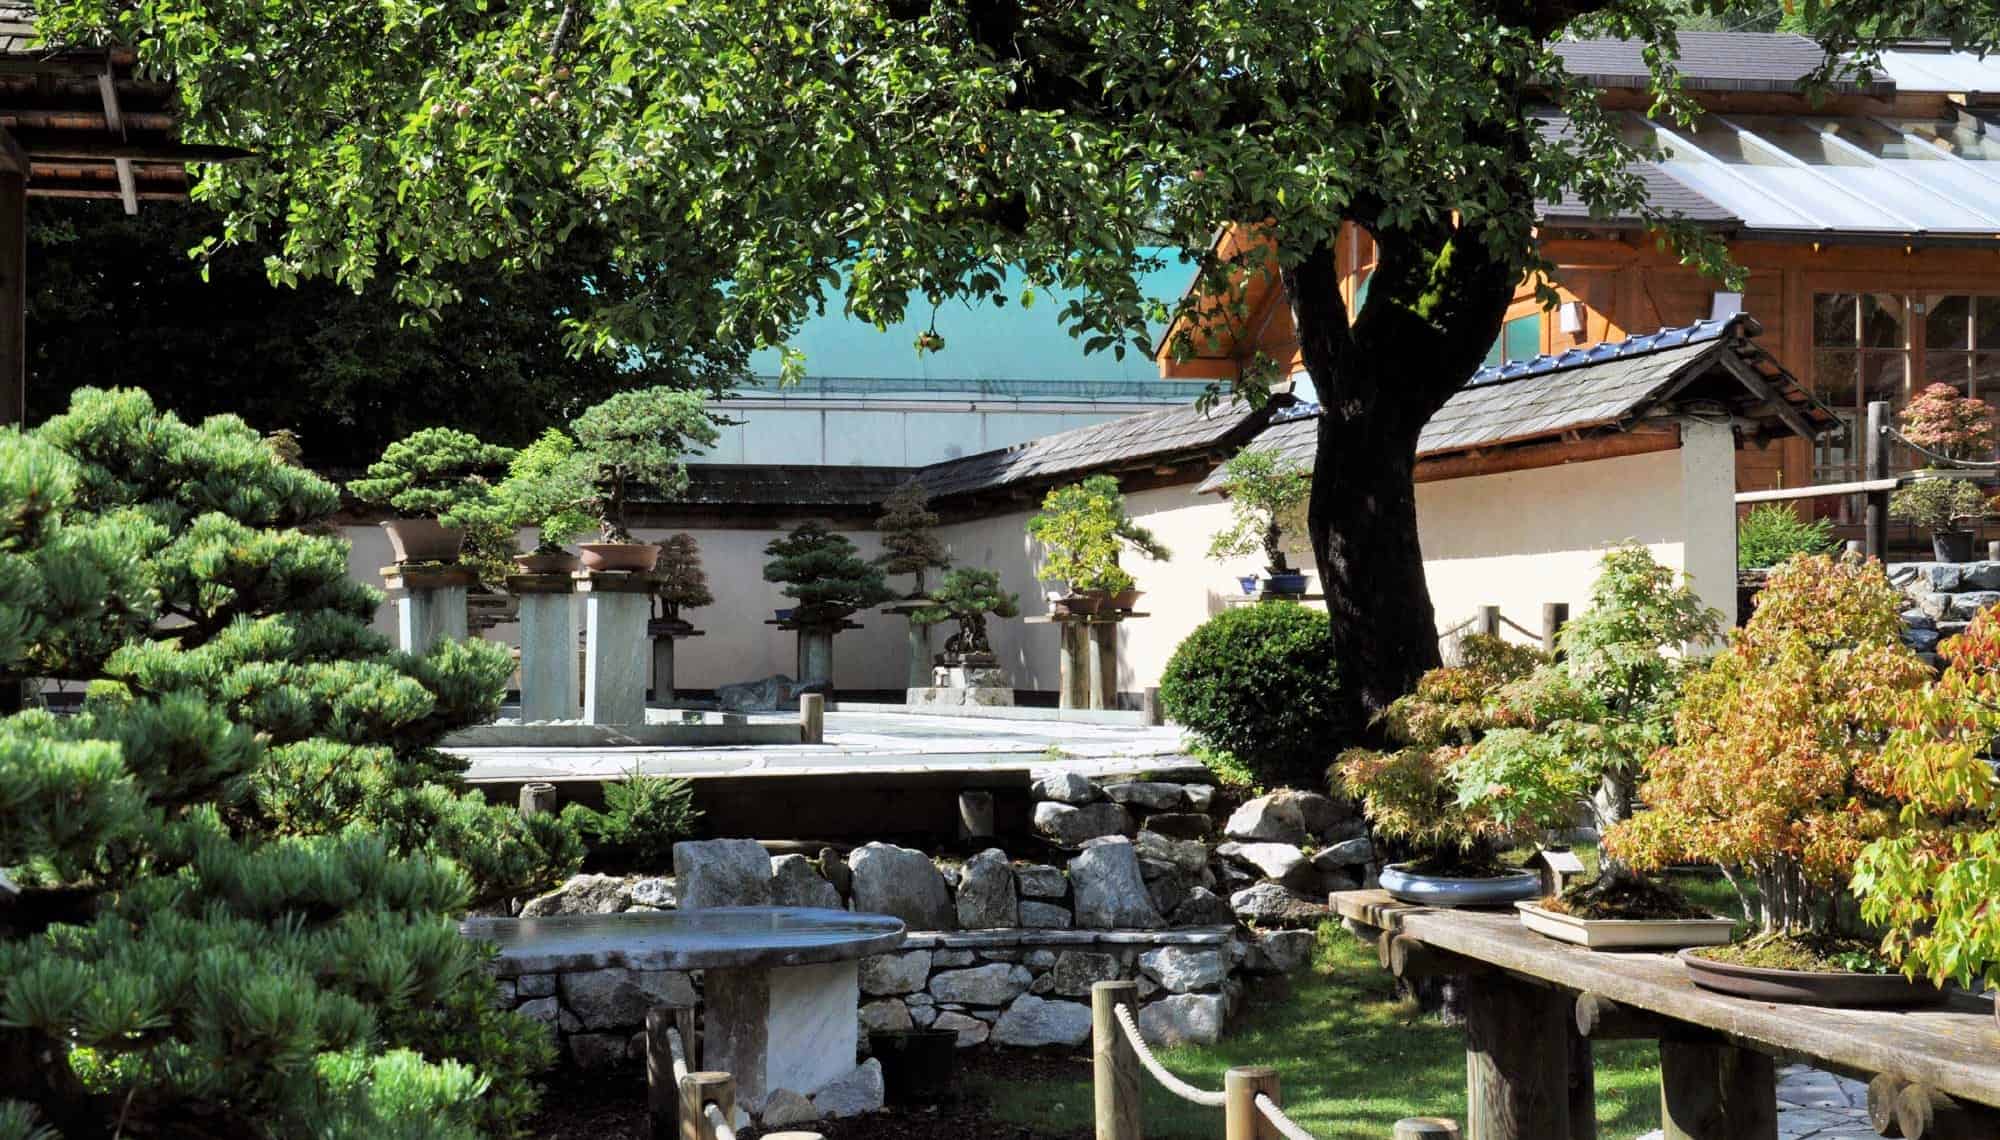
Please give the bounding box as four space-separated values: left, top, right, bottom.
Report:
1890 476 1991 563
1898 382 1996 479
1208 450 1311 596
569 387 720 571
1606 555 1943 1006
348 427 515 564
876 480 951 598
488 428 596 573
763 520 897 627
1026 474 1170 614
647 533 713 634
911 567 1019 661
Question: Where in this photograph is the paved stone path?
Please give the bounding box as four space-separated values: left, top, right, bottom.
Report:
1634 1064 1871 1139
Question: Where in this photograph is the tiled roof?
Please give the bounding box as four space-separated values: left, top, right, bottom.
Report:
678 464 917 508
1534 114 1737 226
1554 32 1885 92
0 3 33 55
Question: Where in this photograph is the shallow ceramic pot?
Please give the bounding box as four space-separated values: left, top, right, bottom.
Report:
1678 948 1945 1008
576 541 660 572
1379 862 1541 908
1111 587 1143 611
1237 575 1260 595
512 551 581 575
1516 902 1736 951
1051 592 1099 617
773 607 795 622
380 518 463 564
1264 571 1309 596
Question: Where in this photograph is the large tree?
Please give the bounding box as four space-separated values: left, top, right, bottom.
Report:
36 0 1997 726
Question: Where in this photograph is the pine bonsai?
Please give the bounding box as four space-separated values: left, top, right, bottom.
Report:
347 426 514 524
570 388 719 541
650 533 714 625
1026 474 1170 597
498 428 596 555
875 481 950 597
911 567 1020 657
0 388 581 1138
763 521 895 626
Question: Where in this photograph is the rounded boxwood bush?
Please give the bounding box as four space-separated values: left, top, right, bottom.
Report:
1159 603 1340 787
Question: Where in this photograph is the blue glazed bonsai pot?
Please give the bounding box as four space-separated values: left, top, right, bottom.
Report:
773 607 795 622
1379 863 1541 908
1264 571 1309 595
1237 575 1260 595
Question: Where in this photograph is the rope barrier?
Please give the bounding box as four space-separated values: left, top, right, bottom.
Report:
1884 424 2000 469
1256 1091 1320 1140
701 1101 736 1140
1110 1003 1228 1107
1498 615 1540 640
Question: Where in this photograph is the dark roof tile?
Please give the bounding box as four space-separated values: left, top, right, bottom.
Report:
1554 32 1884 92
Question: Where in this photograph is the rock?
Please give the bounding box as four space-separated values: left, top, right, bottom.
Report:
517 973 557 998
1019 900 1074 928
1917 562 1964 592
859 950 933 996
1033 801 1132 846
1949 591 2000 621
761 1088 821 1127
1143 812 1214 840
910 1005 938 1027
1139 947 1228 993
521 873 629 916
1902 607 1938 631
1963 561 2000 590
673 839 774 909
1229 883 1329 928
1313 837 1373 868
1183 784 1216 813
859 998 913 1033
717 673 797 713
1169 887 1237 927
769 853 842 909
1136 993 1227 1047
932 950 976 968
990 994 1093 1047
628 876 677 909
1016 863 1068 899
568 1032 630 1069
516 995 573 1035
560 968 696 1030
1103 781 1187 811
813 1058 885 1117
849 842 956 930
1025 949 1057 969
931 1010 990 1047
1030 769 1100 804
1223 790 1350 845
1135 829 1209 875
493 979 517 1007
1244 930 1317 974
818 846 853 898
1216 841 1312 890
907 992 935 1007
929 963 1034 1006
955 848 1019 929
1147 870 1190 917
1048 950 1124 996
1068 838 1166 929
1908 628 1943 653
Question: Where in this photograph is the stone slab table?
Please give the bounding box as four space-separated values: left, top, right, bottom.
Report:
461 906 904 1112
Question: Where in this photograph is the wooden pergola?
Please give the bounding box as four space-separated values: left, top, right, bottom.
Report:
0 1 247 424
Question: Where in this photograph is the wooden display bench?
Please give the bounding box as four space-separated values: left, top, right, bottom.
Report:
1331 889 2000 1140
1024 611 1146 710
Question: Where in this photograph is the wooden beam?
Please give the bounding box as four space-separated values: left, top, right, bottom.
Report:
1714 351 1821 442
1894 1084 2000 1140
1414 430 1677 483
1573 993 1674 1041
1659 1034 1778 1140
1464 975 1575 1140
0 159 22 425
95 58 136 214
9 132 249 163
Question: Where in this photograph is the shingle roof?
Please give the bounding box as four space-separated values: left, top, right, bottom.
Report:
0 3 33 55
678 464 917 508
1533 114 1738 226
1554 32 1885 93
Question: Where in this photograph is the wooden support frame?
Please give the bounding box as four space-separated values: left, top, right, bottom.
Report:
1463 973 1576 1140
1657 1033 1777 1140
95 58 136 214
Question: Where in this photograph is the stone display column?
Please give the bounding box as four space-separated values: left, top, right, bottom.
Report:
509 572 578 722
380 564 474 654
703 960 859 1113
881 600 934 689
647 619 703 706
765 616 862 694
578 570 652 725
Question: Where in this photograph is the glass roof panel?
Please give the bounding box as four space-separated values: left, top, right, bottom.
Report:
1894 119 2000 162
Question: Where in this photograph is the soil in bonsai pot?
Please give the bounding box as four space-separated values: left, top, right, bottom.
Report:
1691 931 1895 974
1404 849 1515 878
1540 870 1713 921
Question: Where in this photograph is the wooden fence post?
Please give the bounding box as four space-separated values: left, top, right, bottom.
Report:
1463 975 1572 1140
682 1071 734 1140
799 692 825 744
518 781 557 817
1092 980 1141 1140
1224 1066 1281 1140
1476 605 1500 638
1541 603 1569 656
1657 1034 1775 1140
1864 399 1890 563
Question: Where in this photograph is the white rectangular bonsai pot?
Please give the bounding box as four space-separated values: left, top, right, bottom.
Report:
1515 901 1736 950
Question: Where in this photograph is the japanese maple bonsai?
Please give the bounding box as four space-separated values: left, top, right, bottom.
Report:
1207 449 1310 595
649 532 713 633
569 387 719 571
876 480 951 598
348 427 514 564
911 567 1019 663
763 520 896 627
492 428 596 573
1898 382 1996 473
1026 474 1170 613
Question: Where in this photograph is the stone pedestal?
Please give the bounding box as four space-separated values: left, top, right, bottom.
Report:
904 622 931 688
381 565 475 655
703 960 859 1112
647 619 703 706
578 571 652 726
906 657 1015 707
509 574 579 722
797 625 835 688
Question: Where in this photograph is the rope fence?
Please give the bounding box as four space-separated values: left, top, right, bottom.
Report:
1109 1001 1227 1107
1255 1092 1319 1140
1439 602 1570 658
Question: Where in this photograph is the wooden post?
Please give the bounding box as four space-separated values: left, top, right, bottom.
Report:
518 781 557 817
1476 605 1501 638
1393 1120 1461 1140
646 1007 688 1140
1058 620 1088 709
799 692 825 744
1567 1025 1597 1140
1657 1034 1776 1140
1141 685 1162 725
1867 1075 1908 1138
682 1071 733 1140
1541 602 1569 655
1893 1084 2000 1139
1092 980 1141 1140
1089 620 1118 710
1463 975 1572 1140
1864 400 1890 563
1224 1066 1281 1140
0 162 23 427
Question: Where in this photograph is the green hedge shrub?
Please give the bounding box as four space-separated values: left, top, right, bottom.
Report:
1159 603 1341 787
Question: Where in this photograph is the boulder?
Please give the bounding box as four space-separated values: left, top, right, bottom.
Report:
931 1010 989 1047
1228 883 1329 928
1135 829 1210 875
517 995 580 1036
955 848 1019 929
849 843 956 930
1216 841 1310 885
859 950 933 996
1313 837 1373 868
560 968 696 1031
812 1058 885 1117
1016 863 1068 899
990 994 1093 1047
1169 887 1237 927
1139 947 1228 993
1068 838 1166 929
628 876 676 909
1048 950 1124 997
1963 561 2000 590
1103 781 1187 811
929 963 1034 1006
517 973 556 998
521 873 629 916
769 853 843 909
716 673 797 713
1222 790 1350 844
818 846 853 898
859 998 913 1033
1146 869 1191 917
761 1088 821 1127
1030 769 1101 804
1136 993 1227 1047
1143 812 1214 840
1019 900 1074 929
1243 930 1317 974
1948 591 2000 621
1033 801 1132 846
672 839 774 909
1183 785 1216 812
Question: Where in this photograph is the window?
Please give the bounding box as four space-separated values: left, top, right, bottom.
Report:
1483 314 1542 368
1811 292 1910 520
1922 294 2000 400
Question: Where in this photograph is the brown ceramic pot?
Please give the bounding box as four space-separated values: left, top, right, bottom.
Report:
512 551 582 575
380 519 463 564
1678 948 1945 1008
576 542 660 572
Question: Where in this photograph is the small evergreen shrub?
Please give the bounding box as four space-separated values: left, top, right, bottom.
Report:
1735 504 1837 569
1159 603 1339 787
562 769 702 866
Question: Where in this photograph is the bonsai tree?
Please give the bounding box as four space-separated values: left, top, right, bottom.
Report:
1898 383 1996 466
347 426 514 525
1607 555 1931 948
1207 450 1310 576
1889 476 1991 553
651 533 715 625
763 521 896 626
876 480 951 597
498 427 597 555
1026 474 1171 598
911 567 1020 658
1737 504 1838 570
570 387 720 542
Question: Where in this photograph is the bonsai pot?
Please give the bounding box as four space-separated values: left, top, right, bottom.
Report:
868 1028 958 1105
512 550 581 574
576 541 660 572
1237 575 1260 595
1678 948 1944 1008
1933 529 1976 564
1379 862 1541 908
380 518 463 564
1050 592 1100 617
1911 467 2000 485
1264 571 1309 596
1515 902 1736 951
1110 587 1143 611
773 607 796 622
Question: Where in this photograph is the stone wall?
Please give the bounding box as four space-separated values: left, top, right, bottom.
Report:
1892 560 2000 663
